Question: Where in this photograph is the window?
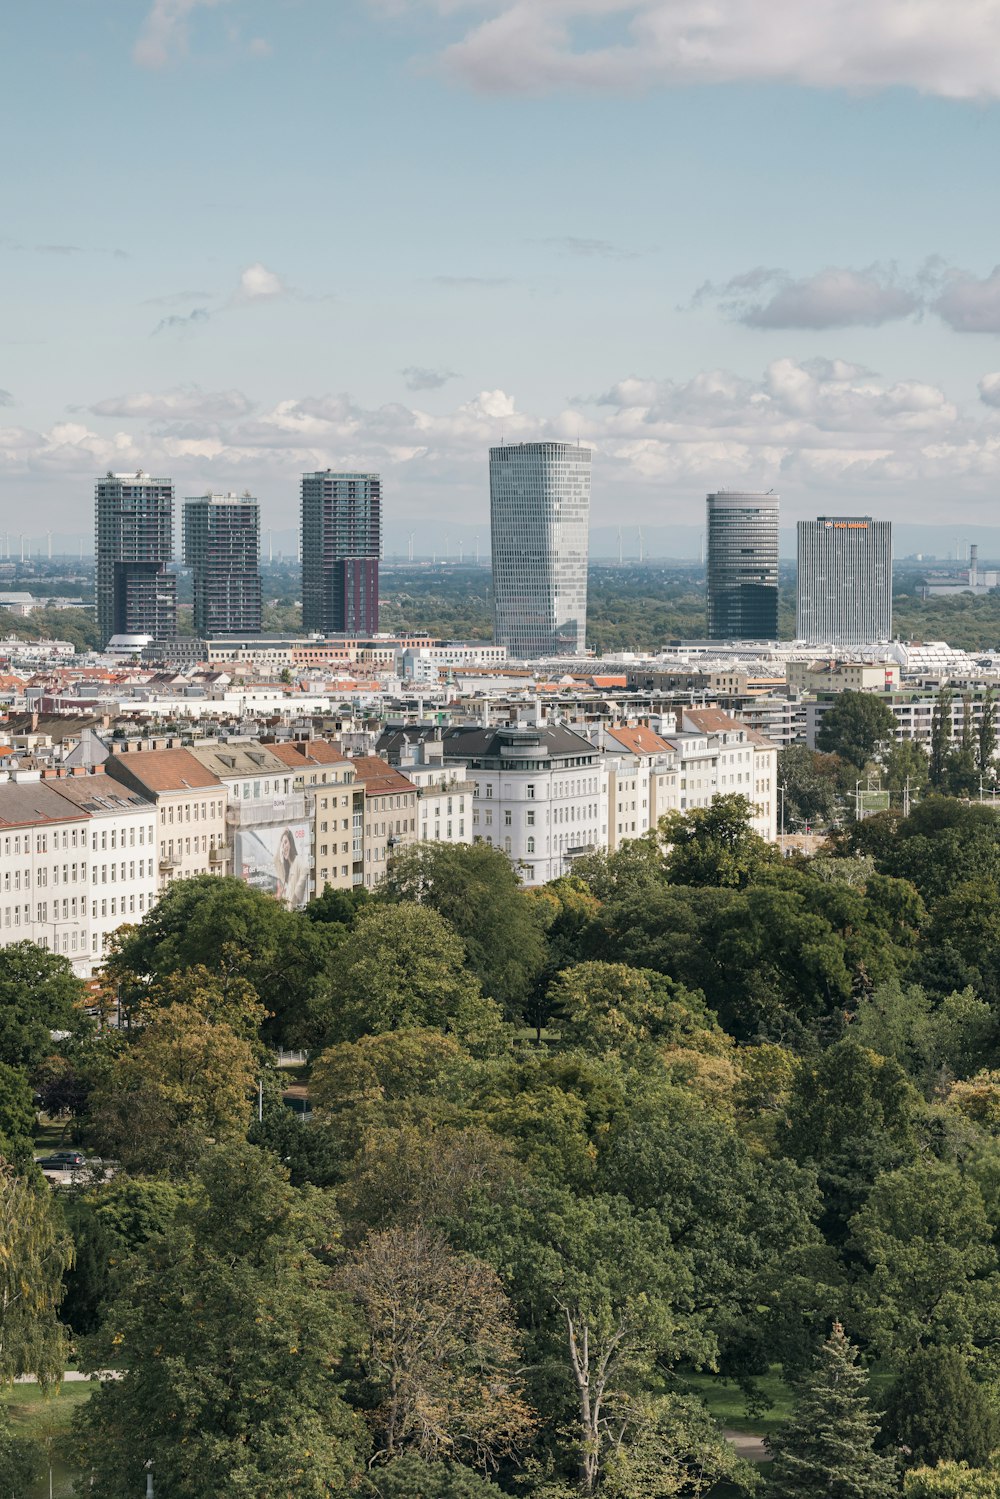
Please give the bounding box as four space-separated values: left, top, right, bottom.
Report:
526 810 535 826
527 836 535 854
526 785 535 799
504 809 512 826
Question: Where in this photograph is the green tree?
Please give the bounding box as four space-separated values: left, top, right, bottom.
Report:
659 795 778 889
905 1458 1000 1496
765 1322 897 1499
310 904 503 1051
881 739 930 803
816 692 897 770
76 1146 366 1496
364 1455 501 1497
980 691 997 780
380 842 547 1019
0 1062 36 1159
883 1346 1000 1470
778 746 842 830
930 687 954 789
0 1162 72 1383
599 1393 760 1498
0 1406 41 1496
0 943 88 1069
547 962 714 1060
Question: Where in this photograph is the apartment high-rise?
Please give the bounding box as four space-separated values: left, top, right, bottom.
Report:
706 490 780 640
796 517 893 645
490 442 591 658
95 471 176 647
300 471 381 635
183 493 262 638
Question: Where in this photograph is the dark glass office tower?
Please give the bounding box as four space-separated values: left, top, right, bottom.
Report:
95 471 176 646
300 471 381 635
183 493 262 638
490 442 591 658
706 490 780 640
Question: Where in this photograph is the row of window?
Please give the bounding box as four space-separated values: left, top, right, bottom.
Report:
161 801 223 823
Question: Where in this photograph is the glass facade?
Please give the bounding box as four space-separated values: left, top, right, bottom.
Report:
796 517 893 645
706 490 779 640
183 493 262 638
490 442 591 658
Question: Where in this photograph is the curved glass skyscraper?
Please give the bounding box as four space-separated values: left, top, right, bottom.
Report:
490 442 591 658
706 489 780 640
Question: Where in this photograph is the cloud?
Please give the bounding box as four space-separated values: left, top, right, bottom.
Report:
401 366 461 391
377 0 1000 101
235 262 286 301
934 267 1000 333
89 387 253 420
0 391 11 407
540 236 635 259
12 357 1000 529
695 265 919 329
133 0 231 69
151 307 211 336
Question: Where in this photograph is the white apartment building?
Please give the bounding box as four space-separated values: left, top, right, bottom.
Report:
677 709 777 841
0 774 94 974
382 724 607 886
267 740 360 894
386 736 474 846
45 768 158 966
187 742 310 908
104 747 228 888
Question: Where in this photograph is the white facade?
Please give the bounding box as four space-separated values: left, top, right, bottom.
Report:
0 775 94 975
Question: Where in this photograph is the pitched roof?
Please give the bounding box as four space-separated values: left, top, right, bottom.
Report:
605 724 673 757
683 708 745 733
0 780 90 829
350 756 418 798
104 747 224 796
46 769 153 817
187 742 292 780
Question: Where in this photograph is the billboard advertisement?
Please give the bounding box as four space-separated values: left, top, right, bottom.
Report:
234 822 310 908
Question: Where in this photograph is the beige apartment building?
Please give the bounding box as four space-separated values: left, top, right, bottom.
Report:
268 739 359 893
351 756 418 889
104 747 227 889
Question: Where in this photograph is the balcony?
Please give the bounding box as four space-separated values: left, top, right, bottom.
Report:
159 853 180 871
208 846 226 864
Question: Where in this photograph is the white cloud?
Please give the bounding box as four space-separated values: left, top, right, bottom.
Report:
235 263 286 301
934 266 1000 332
8 359 1000 525
695 265 919 329
378 0 1000 100
89 388 254 421
133 0 231 69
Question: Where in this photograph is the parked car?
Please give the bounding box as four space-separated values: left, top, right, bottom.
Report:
36 1151 86 1171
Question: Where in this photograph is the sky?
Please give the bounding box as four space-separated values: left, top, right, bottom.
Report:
7 0 1000 553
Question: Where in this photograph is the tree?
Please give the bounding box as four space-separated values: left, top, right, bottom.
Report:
816 692 897 770
658 795 779 889
338 1225 534 1472
547 962 714 1060
905 1458 1000 1496
0 1062 36 1159
883 1346 1000 1470
765 1322 897 1499
778 746 841 830
87 1003 257 1175
851 1160 1000 1358
980 690 997 780
0 943 88 1070
881 739 930 803
365 1455 501 1497
380 842 547 1019
930 687 954 789
599 1393 760 1498
76 1146 366 1496
0 1162 72 1383
0 1407 41 1496
309 904 503 1051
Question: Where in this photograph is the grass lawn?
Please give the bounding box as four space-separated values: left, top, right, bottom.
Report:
680 1366 794 1436
3 1381 95 1499
33 1114 72 1152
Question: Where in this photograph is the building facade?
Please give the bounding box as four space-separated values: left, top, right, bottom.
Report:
301 471 381 635
187 743 309 907
267 740 359 894
796 517 893 645
104 747 227 889
386 735 474 845
490 442 591 658
183 494 263 638
96 472 176 647
351 756 418 888
706 490 780 641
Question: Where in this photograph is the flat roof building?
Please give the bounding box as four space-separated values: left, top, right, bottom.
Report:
796 517 892 645
95 472 176 648
183 493 262 638
301 472 381 636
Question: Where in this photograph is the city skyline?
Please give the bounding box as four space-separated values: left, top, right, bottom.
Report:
7 5 1000 536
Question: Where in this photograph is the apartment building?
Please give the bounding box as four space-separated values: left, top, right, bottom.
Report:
46 767 158 965
267 739 359 894
679 709 777 841
350 757 418 888
599 723 677 852
0 774 93 973
104 748 227 889
187 743 309 908
381 734 474 845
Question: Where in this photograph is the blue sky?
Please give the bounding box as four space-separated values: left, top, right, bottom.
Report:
6 0 1000 550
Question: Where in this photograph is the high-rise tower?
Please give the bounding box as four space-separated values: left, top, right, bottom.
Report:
796 517 892 645
95 471 176 647
183 493 262 638
706 490 779 640
300 471 381 635
490 442 591 658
